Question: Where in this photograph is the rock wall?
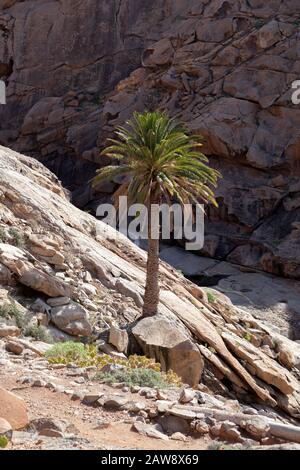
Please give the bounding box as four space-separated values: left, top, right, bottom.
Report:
0 0 170 186
1 0 300 278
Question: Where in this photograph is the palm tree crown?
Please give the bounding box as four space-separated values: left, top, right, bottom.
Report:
93 111 220 317
94 111 220 207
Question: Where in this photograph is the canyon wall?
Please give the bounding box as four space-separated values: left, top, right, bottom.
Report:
1 0 300 278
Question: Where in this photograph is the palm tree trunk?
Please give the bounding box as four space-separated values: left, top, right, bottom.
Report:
142 191 160 318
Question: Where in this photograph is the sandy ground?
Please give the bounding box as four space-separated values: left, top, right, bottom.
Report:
0 370 211 451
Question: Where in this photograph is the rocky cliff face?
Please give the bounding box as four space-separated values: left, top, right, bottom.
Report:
0 0 170 185
1 0 300 279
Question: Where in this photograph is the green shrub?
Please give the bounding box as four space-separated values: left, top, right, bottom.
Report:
45 343 182 387
24 325 53 343
8 228 24 248
0 227 7 243
45 341 88 362
255 19 265 29
207 292 216 304
0 302 26 329
0 435 8 449
94 367 174 388
244 332 252 342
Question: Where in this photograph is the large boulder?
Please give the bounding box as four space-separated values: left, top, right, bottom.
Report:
132 317 204 387
50 301 92 337
0 387 29 430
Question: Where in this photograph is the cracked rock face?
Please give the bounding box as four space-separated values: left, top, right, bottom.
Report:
0 0 300 279
0 0 169 188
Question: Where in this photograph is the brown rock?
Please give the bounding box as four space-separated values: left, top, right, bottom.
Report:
132 421 169 440
0 325 20 338
132 316 204 387
0 417 12 439
0 387 29 430
109 325 128 353
5 340 24 355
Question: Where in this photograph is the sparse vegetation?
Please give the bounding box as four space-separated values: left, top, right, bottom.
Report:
255 19 265 29
8 227 25 248
45 341 88 362
207 292 216 304
0 435 9 449
0 227 7 243
94 367 175 388
0 226 25 247
45 342 182 387
208 442 239 451
244 331 252 342
0 302 26 329
24 324 53 343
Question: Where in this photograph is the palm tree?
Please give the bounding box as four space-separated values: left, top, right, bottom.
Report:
93 111 220 318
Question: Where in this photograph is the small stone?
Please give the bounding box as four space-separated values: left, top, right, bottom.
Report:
71 392 84 401
31 418 67 438
39 428 64 438
47 297 70 307
240 417 270 439
94 420 111 430
139 387 151 396
242 407 258 415
171 432 187 442
84 271 92 283
45 382 56 389
20 376 34 385
146 390 157 399
82 393 104 405
110 381 125 388
32 379 47 387
192 420 210 435
74 377 85 384
103 395 129 409
132 421 169 440
156 390 168 400
179 388 195 404
98 342 127 359
53 385 65 393
31 298 51 315
126 401 146 413
5 340 24 355
214 421 243 442
82 283 97 296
